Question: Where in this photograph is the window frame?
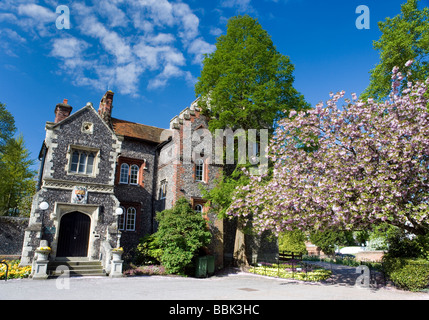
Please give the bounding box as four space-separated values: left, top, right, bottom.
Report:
119 163 130 184
159 179 167 200
116 157 145 187
126 207 136 231
68 147 98 176
130 164 139 185
195 159 204 182
118 206 126 231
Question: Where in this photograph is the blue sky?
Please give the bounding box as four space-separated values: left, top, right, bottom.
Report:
0 0 423 167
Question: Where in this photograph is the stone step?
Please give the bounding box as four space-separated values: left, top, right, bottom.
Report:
48 258 107 277
48 261 103 268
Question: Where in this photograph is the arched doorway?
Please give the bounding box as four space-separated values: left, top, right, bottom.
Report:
57 212 91 257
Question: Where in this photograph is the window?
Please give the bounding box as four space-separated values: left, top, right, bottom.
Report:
120 163 129 184
117 158 144 186
70 149 96 175
130 165 139 185
195 159 204 182
118 205 138 232
118 206 125 231
195 204 203 213
159 180 167 200
126 207 136 231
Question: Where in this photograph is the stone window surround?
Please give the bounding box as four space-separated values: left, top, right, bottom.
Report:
81 122 94 134
65 144 101 178
159 179 167 200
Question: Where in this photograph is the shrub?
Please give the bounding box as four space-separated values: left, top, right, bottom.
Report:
383 256 429 291
155 197 211 275
135 234 163 265
249 264 331 282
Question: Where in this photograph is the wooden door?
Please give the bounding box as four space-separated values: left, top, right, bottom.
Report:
57 212 91 257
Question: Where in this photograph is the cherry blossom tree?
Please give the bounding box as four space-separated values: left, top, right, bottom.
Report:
228 61 429 237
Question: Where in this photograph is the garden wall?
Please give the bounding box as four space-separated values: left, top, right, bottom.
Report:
355 251 385 262
0 216 29 257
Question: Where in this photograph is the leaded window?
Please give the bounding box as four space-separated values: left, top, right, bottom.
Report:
70 149 96 175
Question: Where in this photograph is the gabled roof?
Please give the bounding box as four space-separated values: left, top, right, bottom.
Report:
111 118 170 144
47 104 117 137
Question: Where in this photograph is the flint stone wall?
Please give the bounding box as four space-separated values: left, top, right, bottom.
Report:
0 216 29 256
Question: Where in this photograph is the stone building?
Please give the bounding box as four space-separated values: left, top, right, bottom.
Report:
20 91 225 273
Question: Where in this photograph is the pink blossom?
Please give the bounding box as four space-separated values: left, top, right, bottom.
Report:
405 60 413 67
227 66 429 237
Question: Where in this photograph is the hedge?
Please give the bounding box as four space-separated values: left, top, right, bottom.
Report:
383 256 429 292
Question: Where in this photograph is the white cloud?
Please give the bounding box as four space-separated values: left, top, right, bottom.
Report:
1 0 216 95
133 0 175 27
78 15 133 65
0 28 27 57
114 62 144 96
2 3 57 37
17 3 56 22
210 27 223 37
187 37 216 64
51 37 89 59
147 33 176 45
0 13 18 24
172 2 200 42
220 0 254 12
95 0 129 28
148 63 186 90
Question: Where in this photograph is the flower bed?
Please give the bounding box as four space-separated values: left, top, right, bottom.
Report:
0 260 32 280
249 263 332 282
124 265 167 276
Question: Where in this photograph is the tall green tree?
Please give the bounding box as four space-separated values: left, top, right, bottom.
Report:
196 15 308 132
0 103 36 216
196 15 308 266
0 135 36 216
363 0 429 101
0 102 16 152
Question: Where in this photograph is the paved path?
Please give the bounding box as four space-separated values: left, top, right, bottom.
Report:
0 263 428 300
303 261 387 288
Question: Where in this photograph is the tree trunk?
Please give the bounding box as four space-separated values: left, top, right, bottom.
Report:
233 226 249 268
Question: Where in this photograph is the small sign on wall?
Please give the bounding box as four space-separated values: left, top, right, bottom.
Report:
71 186 88 204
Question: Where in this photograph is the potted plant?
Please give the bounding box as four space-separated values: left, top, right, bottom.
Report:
112 247 124 261
36 246 51 261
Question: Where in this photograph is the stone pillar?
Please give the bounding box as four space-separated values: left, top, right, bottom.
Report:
32 240 50 280
109 249 124 278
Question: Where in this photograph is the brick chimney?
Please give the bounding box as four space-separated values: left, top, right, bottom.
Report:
54 99 73 123
98 90 114 126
